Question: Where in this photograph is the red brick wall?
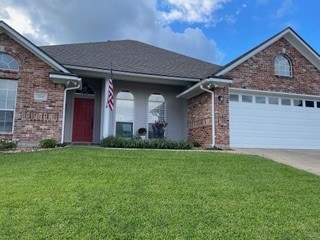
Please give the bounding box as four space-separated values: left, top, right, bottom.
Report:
227 38 320 94
214 87 229 149
187 92 212 146
187 86 230 149
187 37 320 149
0 33 64 146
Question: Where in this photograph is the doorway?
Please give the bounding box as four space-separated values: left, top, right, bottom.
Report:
72 98 95 142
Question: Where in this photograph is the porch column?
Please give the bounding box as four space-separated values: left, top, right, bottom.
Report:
101 78 111 138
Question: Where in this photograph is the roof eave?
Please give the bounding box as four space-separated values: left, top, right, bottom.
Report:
49 73 82 86
176 77 233 99
65 65 201 86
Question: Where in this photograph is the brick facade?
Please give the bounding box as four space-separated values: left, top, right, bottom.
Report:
0 33 65 146
214 87 229 149
227 38 320 94
187 86 230 149
187 37 320 149
187 92 212 146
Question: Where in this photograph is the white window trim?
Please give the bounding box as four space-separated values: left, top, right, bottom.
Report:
114 91 135 137
147 93 166 139
0 79 18 134
230 89 320 110
0 53 19 72
230 88 320 101
274 54 292 77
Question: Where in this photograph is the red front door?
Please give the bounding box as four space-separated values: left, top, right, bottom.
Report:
72 98 94 142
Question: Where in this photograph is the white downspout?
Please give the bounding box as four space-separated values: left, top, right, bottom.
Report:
200 85 215 147
61 83 81 144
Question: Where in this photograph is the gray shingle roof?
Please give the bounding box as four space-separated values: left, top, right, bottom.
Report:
41 40 221 79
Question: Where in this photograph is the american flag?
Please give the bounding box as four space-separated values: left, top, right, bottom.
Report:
107 77 114 111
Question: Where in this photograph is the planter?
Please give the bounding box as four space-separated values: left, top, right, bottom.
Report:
137 127 147 139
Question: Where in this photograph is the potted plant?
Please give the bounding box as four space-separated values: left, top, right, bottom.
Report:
152 120 168 139
137 127 147 140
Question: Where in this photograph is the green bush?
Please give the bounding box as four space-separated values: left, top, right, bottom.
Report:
101 136 192 150
193 141 201 147
0 140 17 151
40 138 57 148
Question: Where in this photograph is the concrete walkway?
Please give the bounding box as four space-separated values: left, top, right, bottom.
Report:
236 149 320 176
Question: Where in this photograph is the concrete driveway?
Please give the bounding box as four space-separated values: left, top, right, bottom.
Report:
236 149 320 176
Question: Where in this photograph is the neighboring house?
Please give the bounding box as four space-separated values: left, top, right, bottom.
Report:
1 20 320 149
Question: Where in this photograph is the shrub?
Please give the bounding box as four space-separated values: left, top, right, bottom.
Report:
101 136 192 150
193 141 201 148
40 138 57 148
101 136 124 148
0 140 17 151
137 128 147 135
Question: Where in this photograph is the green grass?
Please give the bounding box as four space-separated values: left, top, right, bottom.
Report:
0 147 320 239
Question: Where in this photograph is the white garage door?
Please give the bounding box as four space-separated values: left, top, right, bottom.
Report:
229 91 320 149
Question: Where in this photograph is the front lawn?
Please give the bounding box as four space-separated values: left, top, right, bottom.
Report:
0 147 320 239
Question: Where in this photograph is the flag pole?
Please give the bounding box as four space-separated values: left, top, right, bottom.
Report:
110 63 113 79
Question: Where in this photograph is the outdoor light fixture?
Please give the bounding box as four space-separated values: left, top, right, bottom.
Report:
218 96 224 103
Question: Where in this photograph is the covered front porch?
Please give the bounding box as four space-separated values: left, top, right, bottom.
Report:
62 69 193 144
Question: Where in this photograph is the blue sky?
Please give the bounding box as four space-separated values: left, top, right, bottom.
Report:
0 0 319 65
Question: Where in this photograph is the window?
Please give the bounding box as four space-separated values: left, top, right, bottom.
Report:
229 94 239 102
269 97 279 105
242 95 253 103
255 96 266 104
274 54 292 77
317 102 320 108
0 80 18 133
0 53 19 71
306 100 315 108
148 93 165 139
115 91 134 137
293 99 303 107
281 98 291 106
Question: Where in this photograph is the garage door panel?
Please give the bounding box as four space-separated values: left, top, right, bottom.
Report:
230 93 320 149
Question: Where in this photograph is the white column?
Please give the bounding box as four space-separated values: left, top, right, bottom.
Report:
101 78 110 139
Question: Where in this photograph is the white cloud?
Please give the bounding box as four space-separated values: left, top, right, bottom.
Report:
221 3 247 25
2 6 37 35
236 4 247 15
151 27 224 63
274 0 293 19
0 6 55 45
0 0 225 63
159 0 230 24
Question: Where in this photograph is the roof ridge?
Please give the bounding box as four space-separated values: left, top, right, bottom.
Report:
41 39 127 48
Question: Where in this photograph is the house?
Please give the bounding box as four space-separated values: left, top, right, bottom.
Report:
1 20 320 149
